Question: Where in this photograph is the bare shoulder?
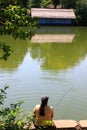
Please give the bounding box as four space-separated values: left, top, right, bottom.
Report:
48 105 53 110
35 104 40 109
50 106 53 110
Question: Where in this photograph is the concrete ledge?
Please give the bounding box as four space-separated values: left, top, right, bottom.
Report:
28 120 87 130
79 120 87 129
54 120 78 128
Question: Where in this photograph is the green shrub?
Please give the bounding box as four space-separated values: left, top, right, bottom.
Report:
0 87 33 130
76 0 87 25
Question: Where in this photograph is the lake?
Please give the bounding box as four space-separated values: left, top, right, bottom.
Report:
0 26 87 121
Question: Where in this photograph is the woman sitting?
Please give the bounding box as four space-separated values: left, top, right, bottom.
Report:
33 96 56 129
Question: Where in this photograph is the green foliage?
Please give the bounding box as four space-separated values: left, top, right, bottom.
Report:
0 1 38 40
0 102 23 130
28 0 60 9
41 120 54 128
76 0 87 25
60 0 76 8
28 0 42 8
0 42 12 60
0 0 18 8
18 0 29 8
0 0 28 8
0 86 9 105
41 0 52 8
51 0 60 8
0 5 37 39
0 87 33 130
0 103 33 130
0 0 38 60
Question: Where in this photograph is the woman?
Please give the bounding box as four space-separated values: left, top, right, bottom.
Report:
33 96 55 128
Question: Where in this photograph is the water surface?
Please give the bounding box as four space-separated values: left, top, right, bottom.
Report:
0 27 87 121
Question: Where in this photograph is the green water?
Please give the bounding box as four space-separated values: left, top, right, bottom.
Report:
0 27 87 121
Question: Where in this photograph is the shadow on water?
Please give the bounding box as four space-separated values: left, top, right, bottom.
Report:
0 27 87 71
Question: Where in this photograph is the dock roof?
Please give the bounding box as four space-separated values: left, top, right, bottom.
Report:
31 8 76 19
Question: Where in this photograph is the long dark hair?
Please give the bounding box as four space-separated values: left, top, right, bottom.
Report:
39 96 49 116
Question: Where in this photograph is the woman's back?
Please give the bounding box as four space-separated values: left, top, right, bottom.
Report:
33 104 53 126
33 96 54 127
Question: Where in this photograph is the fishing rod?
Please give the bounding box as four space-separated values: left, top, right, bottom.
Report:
54 87 72 109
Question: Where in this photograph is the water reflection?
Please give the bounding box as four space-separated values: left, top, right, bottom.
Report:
30 27 87 70
0 35 28 70
31 27 75 43
0 27 87 71
31 34 75 43
0 27 87 121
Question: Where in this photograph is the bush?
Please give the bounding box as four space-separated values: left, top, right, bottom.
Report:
60 0 76 9
76 0 87 25
0 87 33 130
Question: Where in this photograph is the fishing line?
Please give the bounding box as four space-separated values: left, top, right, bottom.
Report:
54 87 72 109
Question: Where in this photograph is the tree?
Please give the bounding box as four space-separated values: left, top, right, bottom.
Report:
60 0 76 9
41 0 52 8
19 0 29 8
76 0 87 25
0 0 28 8
28 0 42 8
0 0 38 40
0 0 38 60
51 0 60 8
